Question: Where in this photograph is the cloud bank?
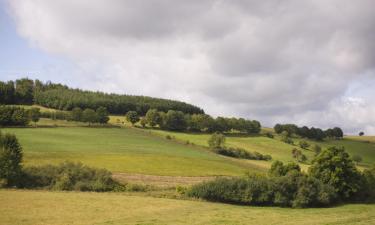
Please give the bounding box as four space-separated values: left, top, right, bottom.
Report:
7 0 375 134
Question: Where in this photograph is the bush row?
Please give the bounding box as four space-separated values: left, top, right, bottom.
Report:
214 147 272 161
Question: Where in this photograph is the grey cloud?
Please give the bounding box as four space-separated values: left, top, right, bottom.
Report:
7 0 375 134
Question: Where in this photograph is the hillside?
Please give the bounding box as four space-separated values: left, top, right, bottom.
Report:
3 126 265 176
0 78 204 115
1 190 375 225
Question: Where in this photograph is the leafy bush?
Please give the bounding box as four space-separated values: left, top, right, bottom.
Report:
19 162 121 192
0 132 23 186
299 140 310 149
187 173 335 208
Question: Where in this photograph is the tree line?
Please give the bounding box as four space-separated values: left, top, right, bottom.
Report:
274 123 343 141
188 146 375 208
0 78 204 115
126 109 261 134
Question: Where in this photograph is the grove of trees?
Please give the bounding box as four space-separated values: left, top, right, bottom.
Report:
274 123 343 141
0 78 204 115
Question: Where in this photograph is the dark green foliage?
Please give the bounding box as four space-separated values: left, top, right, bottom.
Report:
214 147 272 161
28 107 41 125
187 173 335 208
274 123 343 141
70 107 83 121
82 108 98 125
0 106 30 126
359 131 364 136
19 162 120 192
126 111 140 125
309 146 362 199
160 110 187 131
265 132 274 138
281 131 294 144
269 161 301 177
356 167 375 202
0 132 23 186
0 78 204 115
96 107 109 124
145 109 161 127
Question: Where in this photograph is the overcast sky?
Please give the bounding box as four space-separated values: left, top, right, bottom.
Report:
1 0 375 134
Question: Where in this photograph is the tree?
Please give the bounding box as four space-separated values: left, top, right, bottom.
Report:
140 117 147 128
359 131 365 136
309 146 362 199
126 111 139 126
160 110 186 131
96 107 109 124
15 78 34 104
208 132 226 149
299 140 310 149
71 107 83 121
145 109 161 127
82 108 97 125
269 160 301 177
292 148 307 162
0 132 23 186
28 107 40 126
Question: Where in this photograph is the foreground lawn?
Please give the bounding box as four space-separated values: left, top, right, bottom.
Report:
1 190 374 225
3 127 263 176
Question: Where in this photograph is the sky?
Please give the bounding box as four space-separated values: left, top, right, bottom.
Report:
1 0 375 134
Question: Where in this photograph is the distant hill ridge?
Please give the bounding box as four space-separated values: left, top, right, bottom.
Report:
0 78 204 115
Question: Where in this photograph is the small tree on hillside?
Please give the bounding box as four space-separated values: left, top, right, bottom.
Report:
140 117 147 128
309 146 362 199
145 109 161 127
28 107 40 126
71 107 83 121
96 107 109 124
0 132 23 186
359 131 365 136
82 108 97 126
126 111 139 126
208 132 226 150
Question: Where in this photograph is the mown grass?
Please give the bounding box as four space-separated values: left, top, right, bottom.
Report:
2 127 266 176
1 189 375 225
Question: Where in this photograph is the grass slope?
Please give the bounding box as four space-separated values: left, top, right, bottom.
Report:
151 130 375 169
2 127 264 176
1 190 375 225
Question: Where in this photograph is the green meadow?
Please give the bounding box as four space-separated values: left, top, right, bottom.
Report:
1 190 375 225
3 126 265 176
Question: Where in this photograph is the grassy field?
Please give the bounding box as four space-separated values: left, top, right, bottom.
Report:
151 130 375 169
2 127 266 176
1 189 375 225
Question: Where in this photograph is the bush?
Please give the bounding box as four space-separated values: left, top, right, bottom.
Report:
19 162 120 192
208 132 226 149
0 132 23 186
265 132 274 138
213 147 271 161
187 173 335 208
299 141 310 149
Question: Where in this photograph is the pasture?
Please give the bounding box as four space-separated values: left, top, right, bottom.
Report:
2 127 265 176
1 189 374 225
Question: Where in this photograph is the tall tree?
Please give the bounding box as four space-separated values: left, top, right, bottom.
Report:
126 111 140 126
96 107 109 124
82 108 97 125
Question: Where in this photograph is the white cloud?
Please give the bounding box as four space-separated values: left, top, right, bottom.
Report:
7 0 375 134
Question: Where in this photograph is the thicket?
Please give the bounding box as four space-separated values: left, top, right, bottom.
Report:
0 78 203 115
188 147 375 208
19 162 120 192
0 105 40 126
274 124 343 141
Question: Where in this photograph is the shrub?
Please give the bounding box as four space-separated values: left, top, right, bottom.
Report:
19 162 120 192
313 144 322 156
213 147 271 161
0 132 23 186
265 132 274 138
208 132 226 149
